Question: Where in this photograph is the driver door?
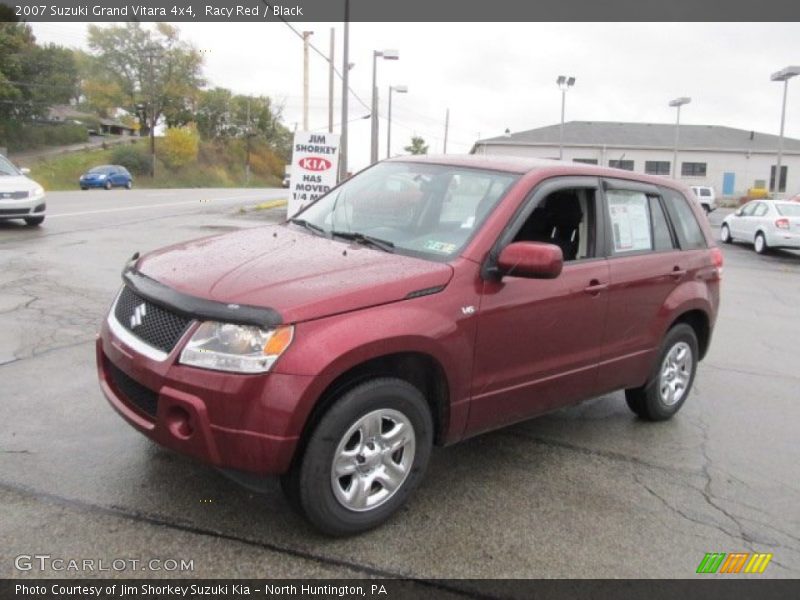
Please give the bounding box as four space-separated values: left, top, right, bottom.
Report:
467 178 610 436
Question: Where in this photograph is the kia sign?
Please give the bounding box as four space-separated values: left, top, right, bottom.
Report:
288 132 340 217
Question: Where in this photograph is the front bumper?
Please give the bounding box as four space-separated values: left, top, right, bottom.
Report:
0 196 46 220
96 313 315 475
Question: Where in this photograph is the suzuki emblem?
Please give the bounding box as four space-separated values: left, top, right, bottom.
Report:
130 303 147 328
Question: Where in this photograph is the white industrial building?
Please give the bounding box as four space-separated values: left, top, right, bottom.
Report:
472 121 800 198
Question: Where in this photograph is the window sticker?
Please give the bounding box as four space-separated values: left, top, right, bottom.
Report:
423 240 458 254
607 191 652 252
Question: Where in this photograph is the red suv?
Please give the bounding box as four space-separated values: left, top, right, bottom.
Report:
97 156 721 535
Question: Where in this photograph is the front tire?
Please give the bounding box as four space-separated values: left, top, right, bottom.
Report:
281 378 433 536
720 224 732 243
24 216 44 226
625 323 698 421
104 181 112 190
754 232 769 254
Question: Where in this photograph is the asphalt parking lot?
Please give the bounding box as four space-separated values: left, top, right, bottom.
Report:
1 191 799 581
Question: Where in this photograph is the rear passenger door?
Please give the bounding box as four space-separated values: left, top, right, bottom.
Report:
595 181 689 393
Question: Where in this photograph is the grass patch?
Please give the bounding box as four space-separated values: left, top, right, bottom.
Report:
28 141 283 191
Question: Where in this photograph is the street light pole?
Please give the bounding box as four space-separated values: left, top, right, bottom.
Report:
338 2 349 182
302 31 313 132
669 96 691 179
328 28 335 134
770 66 800 195
556 75 575 161
386 84 407 158
370 49 399 164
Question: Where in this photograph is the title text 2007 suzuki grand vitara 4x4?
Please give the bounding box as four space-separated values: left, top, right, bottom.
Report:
97 156 721 535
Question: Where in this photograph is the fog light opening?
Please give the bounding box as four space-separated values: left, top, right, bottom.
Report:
166 406 194 439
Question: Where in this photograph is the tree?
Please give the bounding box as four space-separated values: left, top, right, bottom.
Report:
0 23 79 121
404 135 429 155
85 22 204 136
160 124 199 169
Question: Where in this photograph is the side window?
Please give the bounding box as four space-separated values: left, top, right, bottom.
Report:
661 188 708 250
740 202 757 216
513 187 596 262
753 203 768 217
606 190 652 253
649 196 675 251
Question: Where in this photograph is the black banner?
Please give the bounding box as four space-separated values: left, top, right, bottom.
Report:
1 0 800 22
2 580 800 600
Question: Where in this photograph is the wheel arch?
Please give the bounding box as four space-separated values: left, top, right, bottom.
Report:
667 309 711 360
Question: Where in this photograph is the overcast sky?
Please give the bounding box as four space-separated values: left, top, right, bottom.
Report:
31 21 800 171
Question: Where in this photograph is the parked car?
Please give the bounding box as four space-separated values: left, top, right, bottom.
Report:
690 185 717 213
720 199 800 254
97 156 722 535
281 174 290 188
79 165 133 190
0 153 46 226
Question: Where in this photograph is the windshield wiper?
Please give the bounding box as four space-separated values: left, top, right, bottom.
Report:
288 218 326 236
330 230 395 253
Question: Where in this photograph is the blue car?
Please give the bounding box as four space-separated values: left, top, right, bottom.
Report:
79 165 133 190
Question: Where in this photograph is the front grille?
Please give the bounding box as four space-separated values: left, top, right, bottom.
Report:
0 191 29 200
0 208 30 216
107 360 158 418
114 286 192 353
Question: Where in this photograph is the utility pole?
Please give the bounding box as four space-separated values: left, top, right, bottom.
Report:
328 28 335 134
145 46 159 178
443 108 450 154
339 1 349 182
245 98 251 185
302 31 313 131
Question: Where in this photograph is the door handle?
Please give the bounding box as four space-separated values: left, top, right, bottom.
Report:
670 266 687 279
583 280 608 295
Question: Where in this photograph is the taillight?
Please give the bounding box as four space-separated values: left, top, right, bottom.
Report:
710 247 723 278
775 218 790 230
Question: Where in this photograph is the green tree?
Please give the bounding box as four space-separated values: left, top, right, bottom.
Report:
0 23 79 121
85 22 204 136
196 87 233 139
404 135 429 155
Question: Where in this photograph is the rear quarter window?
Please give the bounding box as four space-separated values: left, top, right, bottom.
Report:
660 188 707 250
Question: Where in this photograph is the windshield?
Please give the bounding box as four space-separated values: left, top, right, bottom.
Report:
88 166 114 174
776 203 800 217
294 162 518 261
0 155 21 177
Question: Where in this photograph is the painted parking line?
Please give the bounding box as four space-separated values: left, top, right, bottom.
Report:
47 194 276 219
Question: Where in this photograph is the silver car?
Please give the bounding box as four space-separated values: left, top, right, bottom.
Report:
0 154 46 226
720 199 800 254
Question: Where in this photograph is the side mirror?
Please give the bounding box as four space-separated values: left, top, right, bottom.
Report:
496 241 563 279
734 209 743 216
19 167 31 175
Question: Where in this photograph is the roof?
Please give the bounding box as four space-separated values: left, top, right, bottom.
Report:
47 105 134 130
476 121 800 154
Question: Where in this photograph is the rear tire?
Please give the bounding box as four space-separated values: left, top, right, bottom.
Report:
754 232 769 254
625 323 698 421
281 378 433 536
24 216 44 226
125 181 132 190
720 224 732 243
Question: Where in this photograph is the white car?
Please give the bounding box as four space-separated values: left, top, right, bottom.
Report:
690 186 717 214
0 154 46 226
720 200 800 254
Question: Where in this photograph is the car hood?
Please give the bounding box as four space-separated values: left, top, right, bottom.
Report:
0 175 36 192
135 224 454 324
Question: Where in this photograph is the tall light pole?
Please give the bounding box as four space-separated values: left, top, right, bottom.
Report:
669 96 691 179
556 75 575 160
302 31 313 131
338 1 349 182
386 84 407 158
371 49 399 164
328 28 335 133
770 66 800 195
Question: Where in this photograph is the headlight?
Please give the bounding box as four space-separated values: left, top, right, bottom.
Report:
179 322 294 373
31 186 44 197
97 174 107 180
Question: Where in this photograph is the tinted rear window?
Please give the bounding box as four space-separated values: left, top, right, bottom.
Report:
661 188 707 250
